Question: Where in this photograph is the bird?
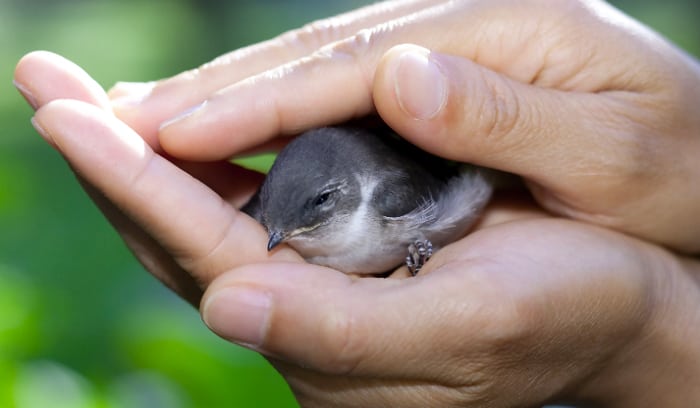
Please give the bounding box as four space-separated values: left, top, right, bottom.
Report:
241 125 494 275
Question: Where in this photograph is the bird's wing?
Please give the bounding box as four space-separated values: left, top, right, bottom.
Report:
383 197 439 229
383 165 494 244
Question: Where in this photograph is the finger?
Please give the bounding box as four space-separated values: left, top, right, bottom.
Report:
14 51 270 302
159 0 518 160
200 233 540 381
156 0 652 162
110 0 444 145
14 51 265 209
201 218 654 385
14 51 205 302
14 50 111 112
80 180 205 306
373 44 654 210
200 262 487 379
153 0 544 160
175 160 264 209
32 100 302 287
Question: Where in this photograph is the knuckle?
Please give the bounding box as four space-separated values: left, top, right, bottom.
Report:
169 201 242 286
476 72 523 143
471 294 544 367
319 27 376 59
310 26 390 98
279 30 378 104
319 29 374 66
316 304 368 375
278 17 353 54
450 68 530 158
276 25 385 103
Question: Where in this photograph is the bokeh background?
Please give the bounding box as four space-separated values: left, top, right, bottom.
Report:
1 0 698 407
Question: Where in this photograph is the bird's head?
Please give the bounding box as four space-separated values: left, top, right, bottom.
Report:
258 128 368 255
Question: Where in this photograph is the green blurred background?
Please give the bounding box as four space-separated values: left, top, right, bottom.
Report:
0 0 698 407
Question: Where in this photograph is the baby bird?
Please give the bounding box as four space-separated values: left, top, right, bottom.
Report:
242 126 493 275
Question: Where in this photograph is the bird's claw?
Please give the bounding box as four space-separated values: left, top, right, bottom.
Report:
406 240 433 276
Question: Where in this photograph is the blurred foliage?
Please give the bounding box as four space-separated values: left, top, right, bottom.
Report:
0 0 698 407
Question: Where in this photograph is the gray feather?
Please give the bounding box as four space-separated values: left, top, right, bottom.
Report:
241 125 494 274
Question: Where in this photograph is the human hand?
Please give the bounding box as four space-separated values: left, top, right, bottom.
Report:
200 214 700 407
15 52 700 406
109 0 700 253
14 51 302 305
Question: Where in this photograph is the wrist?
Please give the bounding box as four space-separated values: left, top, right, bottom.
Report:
577 246 700 406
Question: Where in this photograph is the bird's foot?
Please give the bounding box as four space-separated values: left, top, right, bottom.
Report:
406 240 433 276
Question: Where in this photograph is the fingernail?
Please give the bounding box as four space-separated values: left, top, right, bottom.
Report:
30 116 57 148
13 80 39 110
158 100 207 131
394 50 447 120
202 286 271 348
109 81 155 107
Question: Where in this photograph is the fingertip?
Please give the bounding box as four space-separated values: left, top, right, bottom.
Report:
14 50 54 82
376 45 448 121
201 284 273 349
374 44 450 155
14 50 112 112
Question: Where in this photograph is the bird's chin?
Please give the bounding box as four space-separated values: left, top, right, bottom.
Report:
304 255 391 275
284 236 326 259
288 240 403 275
285 230 406 274
305 256 401 276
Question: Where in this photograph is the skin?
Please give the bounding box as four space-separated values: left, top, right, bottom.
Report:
13 0 700 406
107 0 700 254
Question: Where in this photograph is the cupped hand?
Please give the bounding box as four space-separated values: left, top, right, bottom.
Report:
109 0 700 253
15 51 700 407
200 214 700 407
15 51 302 305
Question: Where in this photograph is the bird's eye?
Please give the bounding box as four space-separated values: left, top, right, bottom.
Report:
314 191 332 207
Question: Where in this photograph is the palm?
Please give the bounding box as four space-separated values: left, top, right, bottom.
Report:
259 213 653 407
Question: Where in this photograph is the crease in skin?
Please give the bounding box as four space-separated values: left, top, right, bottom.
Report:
284 0 444 49
110 0 444 113
109 0 700 257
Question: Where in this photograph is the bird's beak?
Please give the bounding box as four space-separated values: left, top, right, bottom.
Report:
267 230 285 251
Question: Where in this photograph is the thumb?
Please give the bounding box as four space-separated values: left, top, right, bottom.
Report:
372 44 629 190
200 262 490 378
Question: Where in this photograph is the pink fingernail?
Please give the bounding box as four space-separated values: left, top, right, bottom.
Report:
30 116 57 148
158 100 207 131
394 50 447 120
202 286 272 348
14 80 39 110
